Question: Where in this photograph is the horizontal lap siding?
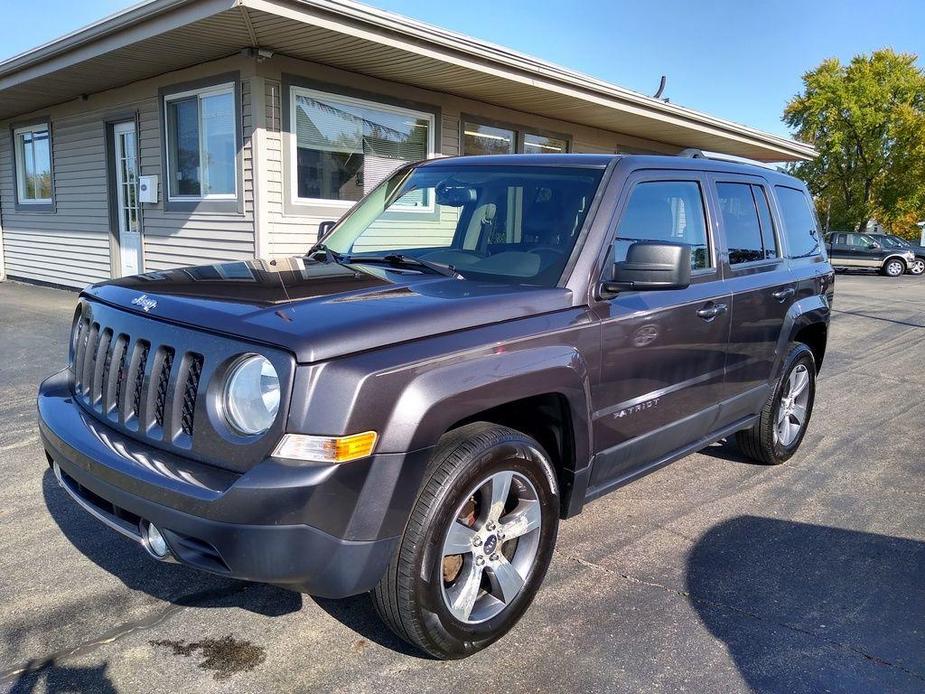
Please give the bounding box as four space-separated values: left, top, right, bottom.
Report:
1 61 258 285
0 113 111 288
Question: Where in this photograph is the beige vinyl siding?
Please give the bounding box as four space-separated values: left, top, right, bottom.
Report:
0 112 112 288
0 54 259 287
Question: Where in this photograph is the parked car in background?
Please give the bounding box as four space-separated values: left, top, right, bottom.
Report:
824 232 916 277
865 233 925 275
38 154 833 659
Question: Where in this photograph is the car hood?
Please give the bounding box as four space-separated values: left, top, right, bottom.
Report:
84 258 574 363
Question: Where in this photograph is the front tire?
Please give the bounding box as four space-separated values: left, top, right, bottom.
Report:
736 343 816 465
882 258 906 277
373 422 559 659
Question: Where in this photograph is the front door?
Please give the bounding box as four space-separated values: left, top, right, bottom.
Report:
589 174 730 494
112 121 142 277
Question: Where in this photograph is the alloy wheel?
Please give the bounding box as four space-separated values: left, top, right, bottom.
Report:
440 470 541 624
775 364 811 447
910 259 925 275
887 260 904 277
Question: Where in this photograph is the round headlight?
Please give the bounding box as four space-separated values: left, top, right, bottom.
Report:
223 355 280 435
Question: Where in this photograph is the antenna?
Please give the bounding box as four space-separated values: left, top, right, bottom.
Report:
653 75 667 100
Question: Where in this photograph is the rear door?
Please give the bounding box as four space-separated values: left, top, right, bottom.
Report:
826 233 851 265
589 171 730 493
710 175 794 423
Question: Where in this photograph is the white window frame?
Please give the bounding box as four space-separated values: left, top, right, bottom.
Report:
289 86 436 210
163 82 238 202
14 123 53 205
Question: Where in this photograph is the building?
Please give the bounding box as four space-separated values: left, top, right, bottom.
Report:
0 0 814 289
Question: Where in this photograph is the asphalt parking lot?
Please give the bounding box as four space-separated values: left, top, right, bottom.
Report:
0 272 923 693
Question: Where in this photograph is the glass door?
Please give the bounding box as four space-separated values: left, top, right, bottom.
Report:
113 121 142 276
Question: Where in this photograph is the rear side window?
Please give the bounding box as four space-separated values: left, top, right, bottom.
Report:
775 186 822 258
615 181 711 270
716 182 779 264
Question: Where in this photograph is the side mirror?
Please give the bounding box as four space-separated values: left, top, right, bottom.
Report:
867 243 880 250
318 220 337 237
601 241 691 297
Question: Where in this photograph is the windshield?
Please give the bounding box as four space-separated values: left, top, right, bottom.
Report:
320 164 605 286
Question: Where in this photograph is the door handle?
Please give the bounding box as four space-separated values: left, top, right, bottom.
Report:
697 302 728 321
772 288 795 302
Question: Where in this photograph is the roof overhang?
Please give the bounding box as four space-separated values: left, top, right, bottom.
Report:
0 0 815 161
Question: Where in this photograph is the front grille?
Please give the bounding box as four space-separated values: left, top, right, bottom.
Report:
71 315 203 444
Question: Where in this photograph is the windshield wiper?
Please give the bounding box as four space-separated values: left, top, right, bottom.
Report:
346 254 463 278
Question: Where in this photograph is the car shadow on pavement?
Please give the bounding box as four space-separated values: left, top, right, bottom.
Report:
686 516 925 692
41 469 303 618
697 438 757 465
9 662 116 694
311 595 430 658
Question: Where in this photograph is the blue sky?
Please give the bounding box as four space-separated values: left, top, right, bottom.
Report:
2 0 922 137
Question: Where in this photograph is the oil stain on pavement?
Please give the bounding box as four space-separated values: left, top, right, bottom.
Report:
150 636 266 681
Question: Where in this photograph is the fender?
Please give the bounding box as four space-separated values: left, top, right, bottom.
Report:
771 294 831 380
881 253 911 271
378 345 594 470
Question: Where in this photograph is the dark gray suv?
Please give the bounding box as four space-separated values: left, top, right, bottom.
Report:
38 154 834 659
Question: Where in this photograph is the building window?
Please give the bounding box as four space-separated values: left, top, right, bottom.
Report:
464 122 515 155
13 123 53 204
291 87 435 207
522 132 568 154
463 119 569 156
164 83 237 201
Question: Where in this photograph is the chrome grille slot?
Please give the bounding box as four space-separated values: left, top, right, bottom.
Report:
128 340 150 424
152 347 176 429
104 334 130 416
90 328 113 408
180 354 203 437
79 323 100 396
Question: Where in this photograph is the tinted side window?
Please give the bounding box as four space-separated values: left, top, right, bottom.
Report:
615 181 711 270
752 185 779 260
717 182 763 264
775 186 822 258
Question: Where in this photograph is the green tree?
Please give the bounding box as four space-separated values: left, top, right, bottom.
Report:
784 50 925 238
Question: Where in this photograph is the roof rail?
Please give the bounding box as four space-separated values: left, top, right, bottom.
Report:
678 148 707 158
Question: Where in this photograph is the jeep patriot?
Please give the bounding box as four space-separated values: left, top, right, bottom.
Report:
38 154 834 659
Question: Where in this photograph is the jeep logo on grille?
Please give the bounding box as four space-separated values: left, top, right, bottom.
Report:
131 294 157 313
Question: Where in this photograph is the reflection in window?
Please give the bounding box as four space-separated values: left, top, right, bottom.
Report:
463 122 515 156
522 132 568 154
165 84 236 200
615 181 710 270
14 125 52 203
717 182 764 264
293 89 433 206
775 186 822 259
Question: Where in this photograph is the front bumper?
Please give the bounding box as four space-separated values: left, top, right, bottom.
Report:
38 370 432 598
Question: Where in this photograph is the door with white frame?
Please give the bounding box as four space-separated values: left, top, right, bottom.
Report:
112 121 142 276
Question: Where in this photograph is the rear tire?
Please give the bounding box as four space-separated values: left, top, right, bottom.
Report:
882 258 906 277
372 422 559 659
736 343 816 465
909 258 925 276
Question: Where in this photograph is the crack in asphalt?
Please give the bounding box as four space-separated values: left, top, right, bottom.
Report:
557 550 925 683
0 584 251 686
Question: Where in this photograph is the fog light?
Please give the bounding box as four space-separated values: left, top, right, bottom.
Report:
144 522 169 558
